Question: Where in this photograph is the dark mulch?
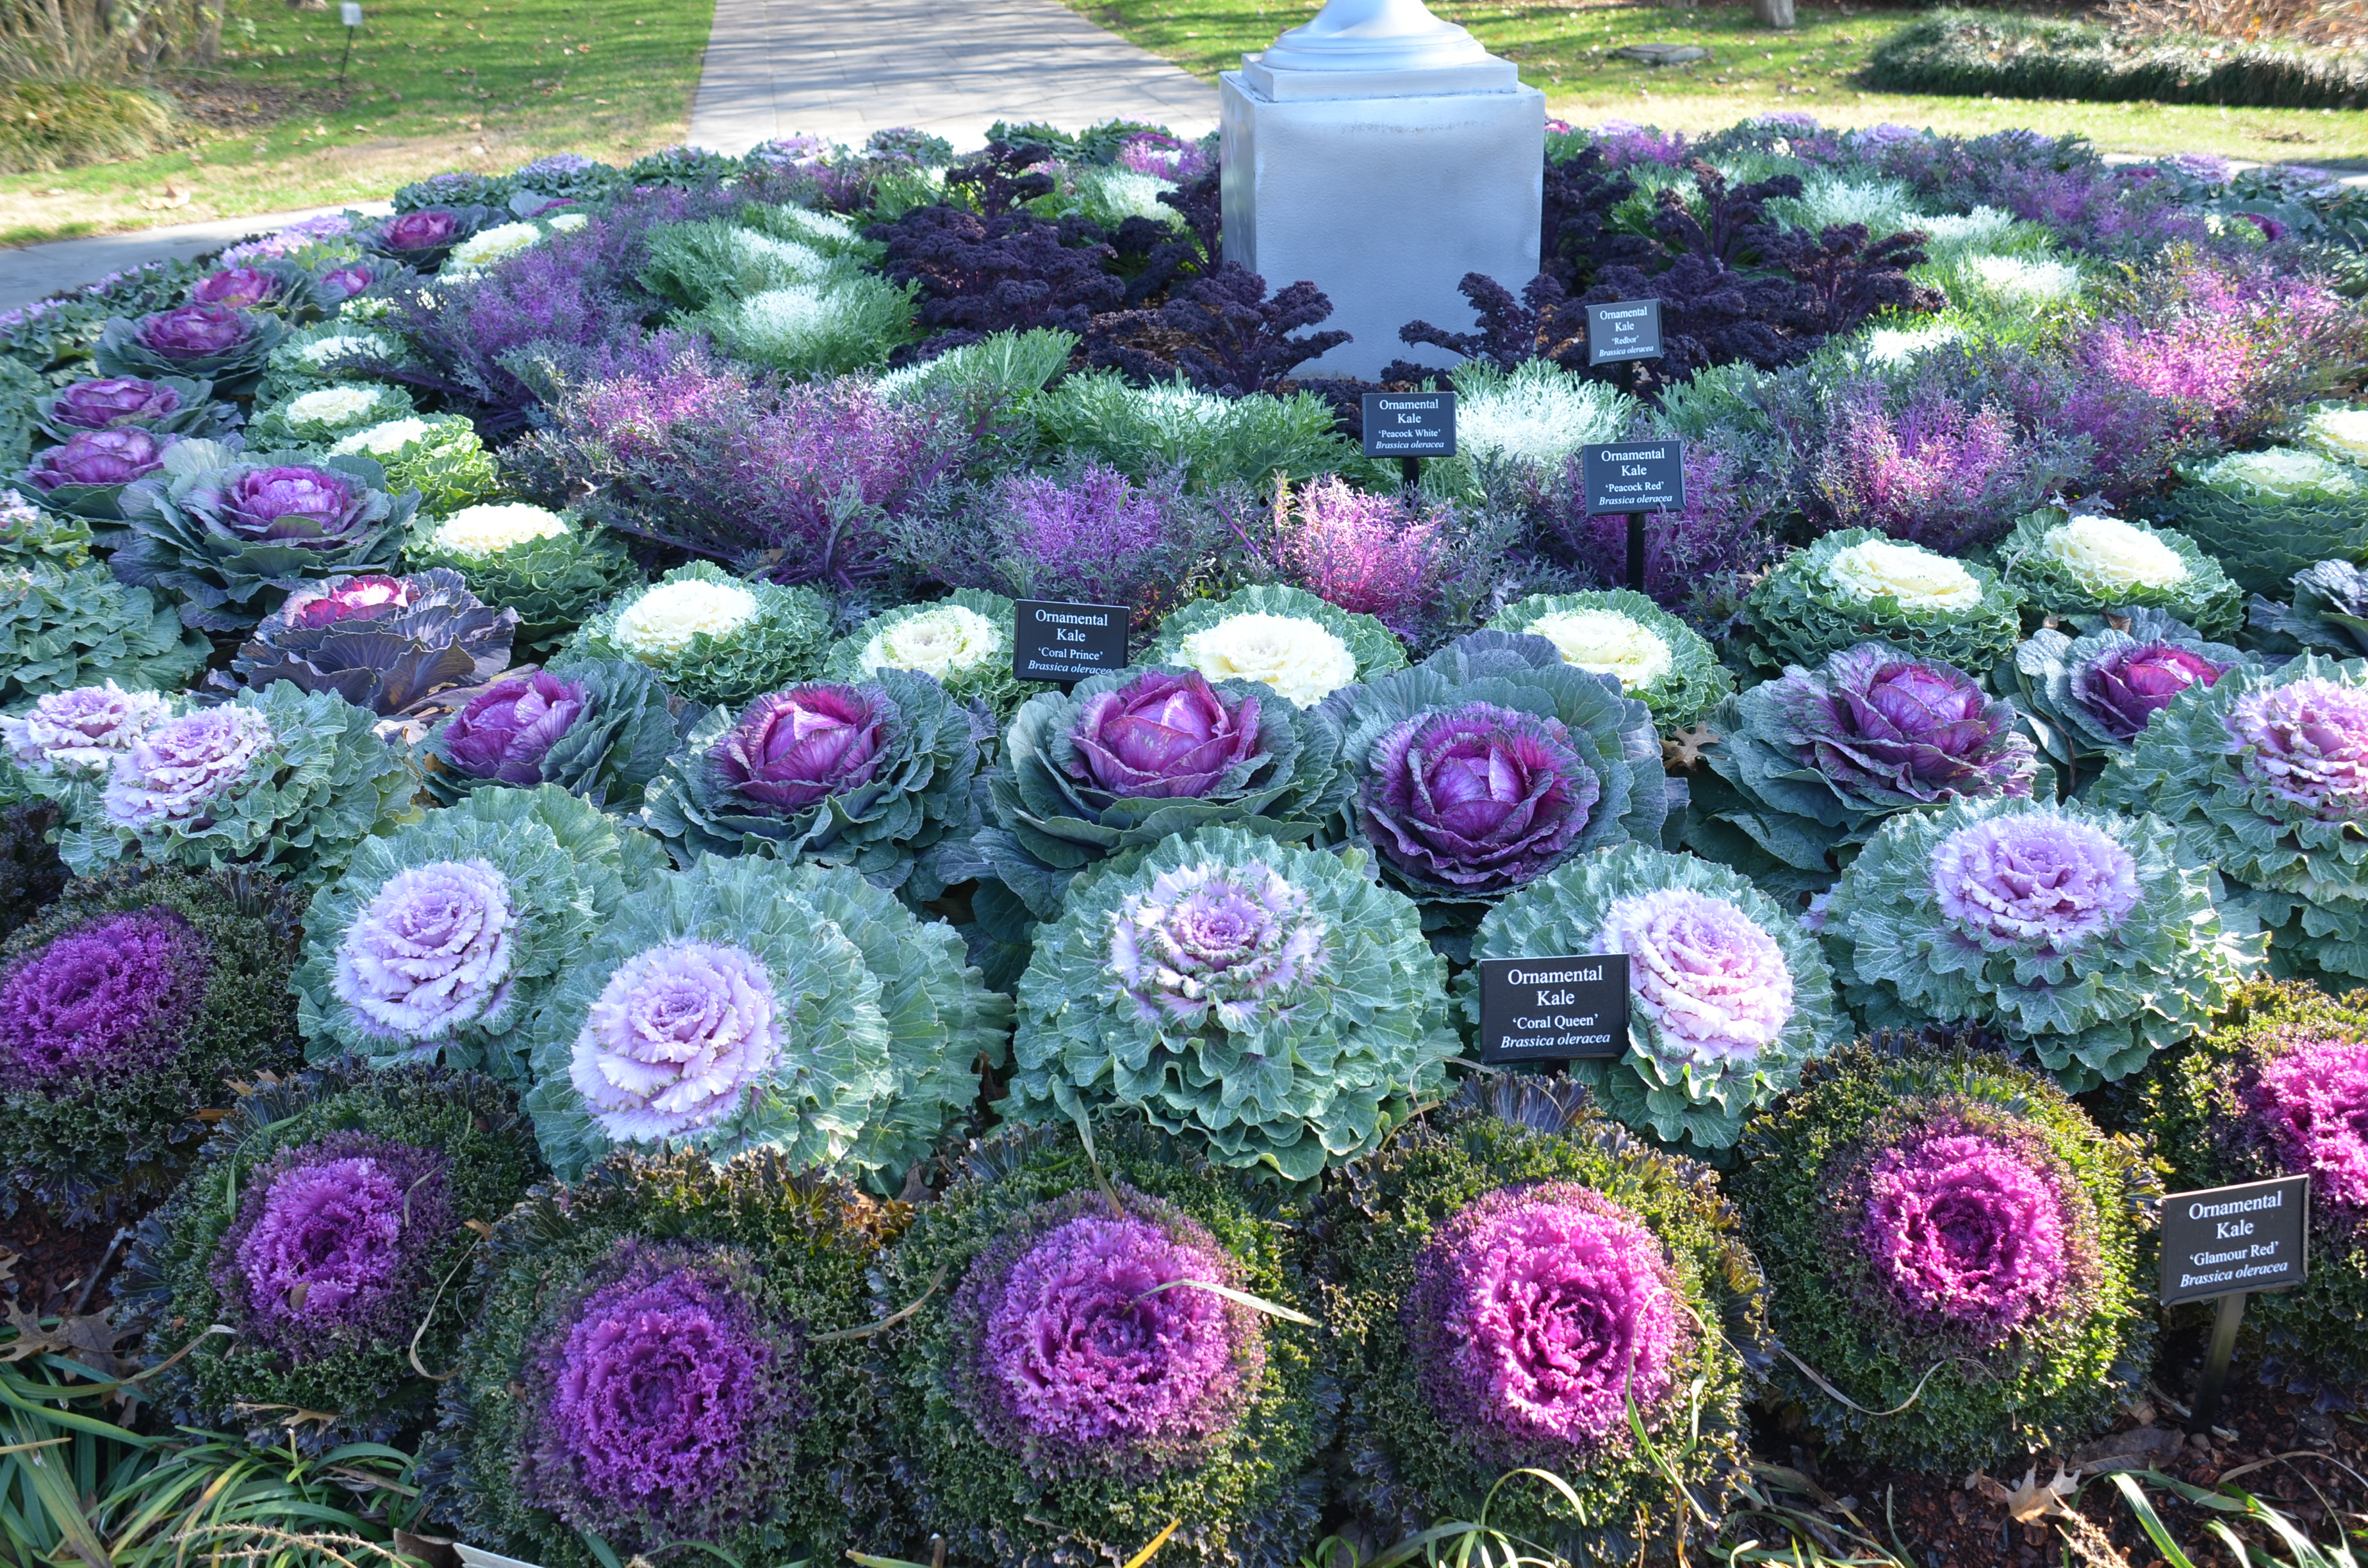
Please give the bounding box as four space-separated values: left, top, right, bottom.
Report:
1 1199 137 1316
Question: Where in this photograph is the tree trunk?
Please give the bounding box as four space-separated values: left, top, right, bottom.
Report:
1754 0 1797 28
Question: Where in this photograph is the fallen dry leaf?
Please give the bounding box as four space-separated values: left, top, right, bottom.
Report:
1663 723 1718 771
1969 1465 2080 1523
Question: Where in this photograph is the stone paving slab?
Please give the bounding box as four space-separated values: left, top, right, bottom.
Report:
687 0 1219 156
0 201 393 315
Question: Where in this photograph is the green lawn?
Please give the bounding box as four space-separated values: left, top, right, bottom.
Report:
0 0 714 247
1063 0 2368 162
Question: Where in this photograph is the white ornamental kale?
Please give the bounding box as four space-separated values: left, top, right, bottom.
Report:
1823 796 2258 1090
822 587 1044 719
293 784 667 1082
2091 654 2368 983
1488 588 1731 730
569 561 833 709
1471 843 1848 1150
1005 824 1456 1182
2166 446 2368 597
1743 528 2023 677
1996 507 2242 637
521 853 1008 1193
1150 584 1407 710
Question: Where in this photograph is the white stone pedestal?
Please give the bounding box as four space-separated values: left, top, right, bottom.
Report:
1219 64 1542 380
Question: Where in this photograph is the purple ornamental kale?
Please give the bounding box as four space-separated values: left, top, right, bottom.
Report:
375 209 463 256
1110 858 1328 1028
190 268 286 311
1360 701 1598 898
201 465 369 546
1929 813 2139 949
1069 670 1259 800
1815 383 2052 554
136 305 254 361
2071 641 2227 742
45 377 183 432
211 1132 454 1358
992 464 1200 628
0 908 210 1089
1773 644 2038 806
1265 476 1449 643
24 427 174 492
2225 678 2368 823
2243 1035 2368 1217
1548 441 1775 623
712 685 886 813
440 672 588 784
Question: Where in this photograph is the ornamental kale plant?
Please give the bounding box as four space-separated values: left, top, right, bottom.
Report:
1006 824 1456 1181
1743 530 2023 678
1822 797 2257 1090
227 570 518 717
976 666 1351 926
1311 1079 1768 1564
1032 375 1356 493
875 1118 1328 1568
0 493 94 571
823 588 1041 721
1473 843 1848 1149
1320 632 1673 940
21 426 179 522
1734 1045 2156 1471
1487 590 1731 731
0 865 300 1220
111 444 420 634
440 1150 906 1568
523 854 1007 1190
122 1061 543 1453
2162 446 2368 598
295 785 664 1084
331 413 503 519
2142 980 2368 1394
1809 382 2066 555
1996 507 2242 639
1241 477 1465 649
92 306 285 397
2093 655 2368 984
33 375 231 445
0 566 208 705
1151 584 1408 712
247 383 417 450
570 562 833 710
404 504 639 658
60 683 416 889
426 662 682 812
1686 642 2041 897
0 682 174 819
1539 439 1777 630
643 666 982 899
2251 559 2368 659
363 206 496 270
2009 610 2247 774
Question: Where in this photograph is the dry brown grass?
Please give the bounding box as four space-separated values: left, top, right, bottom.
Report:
2103 0 2368 46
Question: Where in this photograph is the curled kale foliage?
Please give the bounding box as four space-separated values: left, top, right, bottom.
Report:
1085 265 1348 397
871 144 1124 347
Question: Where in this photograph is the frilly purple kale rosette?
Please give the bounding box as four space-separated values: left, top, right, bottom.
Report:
20 427 179 522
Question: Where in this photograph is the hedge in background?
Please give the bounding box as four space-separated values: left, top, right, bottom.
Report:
1864 10 2368 111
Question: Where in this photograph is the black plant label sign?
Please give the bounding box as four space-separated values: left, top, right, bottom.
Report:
1476 956 1630 1065
1013 600 1130 683
1361 392 1456 458
2158 1175 2310 1306
1581 441 1686 515
1586 299 1663 365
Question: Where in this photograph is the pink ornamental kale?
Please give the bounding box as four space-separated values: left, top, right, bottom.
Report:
26 427 174 492
712 685 886 815
440 672 588 785
1930 814 2139 949
2244 1036 2368 1216
135 305 253 361
331 860 515 1043
1114 131 1212 182
0 683 171 778
1110 858 1329 1029
212 1133 454 1356
1774 644 2036 806
375 209 463 257
1070 670 1260 800
103 705 276 831
2226 678 2368 822
568 942 780 1140
1855 1125 2072 1339
954 1195 1259 1476
1593 888 1793 1064
1406 1183 1687 1452
289 575 411 628
2073 642 2226 742
190 268 286 311
523 1247 804 1540
1361 703 1597 898
1271 477 1447 642
0 907 209 1087
1815 385 2039 554
47 377 183 432
997 465 1197 628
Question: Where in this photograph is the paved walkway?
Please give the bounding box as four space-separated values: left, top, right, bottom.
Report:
0 200 392 316
687 0 1219 157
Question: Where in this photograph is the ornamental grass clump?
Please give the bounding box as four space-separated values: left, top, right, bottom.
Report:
1996 507 2242 639
1473 844 1848 1150
1006 824 1456 1180
1686 642 2041 897
522 854 1007 1191
1312 1079 1768 1563
0 565 208 705
295 785 664 1084
976 664 1348 928
110 445 420 634
1321 632 1673 943
226 569 518 717
822 589 1040 720
60 683 413 888
875 1118 1327 1568
122 1061 543 1452
2162 447 2368 597
1822 797 2257 1090
0 864 300 1220
1742 530 2023 678
1151 584 1406 712
2092 655 2368 983
327 412 502 517
425 662 680 812
440 1149 905 1568
2008 610 2246 774
644 666 981 897
570 562 832 710
1487 589 1729 730
1733 1045 2155 1471
2142 980 2368 1393
403 503 637 655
